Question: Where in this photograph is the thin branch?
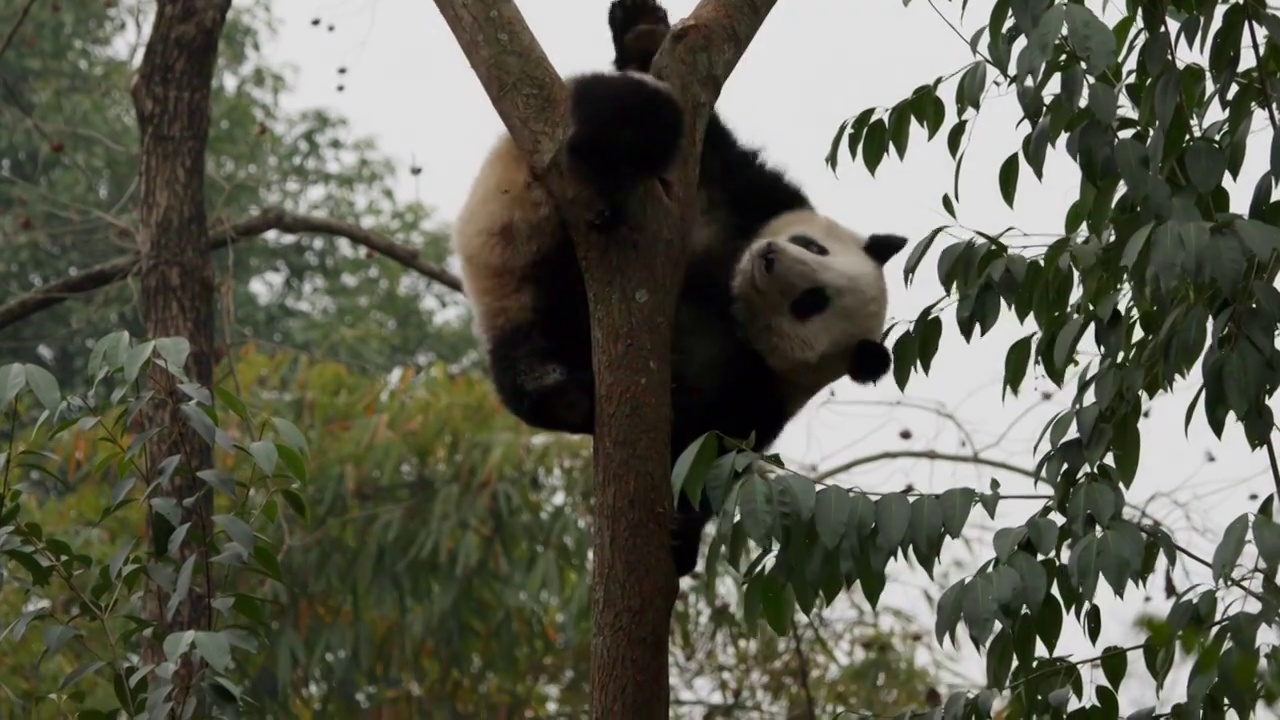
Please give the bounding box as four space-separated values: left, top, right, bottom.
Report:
814 449 1038 483
1268 437 1280 509
0 0 39 65
0 208 462 333
1245 5 1280 131
789 624 818 720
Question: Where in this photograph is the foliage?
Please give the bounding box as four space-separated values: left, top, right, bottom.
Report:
0 0 472 389
673 0 1280 715
0 332 309 717
2 338 944 717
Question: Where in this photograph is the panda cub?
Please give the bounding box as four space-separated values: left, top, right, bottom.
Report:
451 0 908 578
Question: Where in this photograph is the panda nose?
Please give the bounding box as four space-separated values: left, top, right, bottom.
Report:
760 241 777 274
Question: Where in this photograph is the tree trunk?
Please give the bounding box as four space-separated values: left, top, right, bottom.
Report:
130 0 232 713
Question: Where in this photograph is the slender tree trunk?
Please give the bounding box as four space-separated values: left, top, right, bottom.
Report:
130 0 231 712
432 2 776 714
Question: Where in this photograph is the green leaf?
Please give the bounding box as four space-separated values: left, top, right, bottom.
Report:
892 329 917 391
844 107 876 163
1211 513 1249 583
778 473 816 526
959 62 988 113
993 526 1027 561
826 118 851 171
194 631 232 673
1052 316 1085 372
1027 517 1059 555
998 152 1020 208
1101 644 1128 689
1121 222 1154 268
863 119 888 176
935 580 966 646
43 624 81 653
1002 333 1034 399
21 364 60 413
1064 4 1117 75
888 101 911 159
58 660 106 692
1253 514 1280 570
1271 126 1280 181
213 514 257 554
163 629 196 662
247 439 279 475
916 315 943 374
1087 83 1117 125
738 473 776 546
1143 637 1175 689
909 494 944 575
271 416 311 457
1007 551 1047 608
814 486 852 550
1038 592 1063 651
671 433 717 504
847 492 876 539
1183 140 1226 194
875 492 911 551
938 487 975 539
154 336 191 373
947 120 968 159
1024 118 1050 180
0 364 25 406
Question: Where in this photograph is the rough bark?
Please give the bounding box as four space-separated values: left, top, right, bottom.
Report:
433 1 776 715
130 0 232 712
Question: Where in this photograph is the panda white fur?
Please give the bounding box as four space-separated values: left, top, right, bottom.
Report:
451 0 908 578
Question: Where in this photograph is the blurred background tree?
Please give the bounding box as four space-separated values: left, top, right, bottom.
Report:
0 0 472 389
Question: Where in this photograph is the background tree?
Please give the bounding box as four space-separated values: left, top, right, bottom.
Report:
0 0 471 390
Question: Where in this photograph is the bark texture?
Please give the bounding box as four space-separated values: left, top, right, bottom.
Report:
130 0 232 711
434 1 775 715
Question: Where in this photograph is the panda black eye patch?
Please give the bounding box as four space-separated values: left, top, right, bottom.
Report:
787 234 829 256
790 287 830 321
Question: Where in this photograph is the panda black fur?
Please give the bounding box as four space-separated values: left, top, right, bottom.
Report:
451 0 909 578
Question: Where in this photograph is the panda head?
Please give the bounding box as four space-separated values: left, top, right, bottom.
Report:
730 209 908 394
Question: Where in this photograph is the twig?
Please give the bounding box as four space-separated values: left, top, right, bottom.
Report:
1245 5 1280 131
790 624 818 720
814 449 1038 483
0 0 39 65
0 208 462 333
1268 437 1280 512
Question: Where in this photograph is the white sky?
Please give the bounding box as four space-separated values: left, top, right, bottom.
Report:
264 0 1279 712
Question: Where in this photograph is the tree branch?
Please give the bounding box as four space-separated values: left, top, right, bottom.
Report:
0 209 462 334
432 0 776 715
0 0 39 65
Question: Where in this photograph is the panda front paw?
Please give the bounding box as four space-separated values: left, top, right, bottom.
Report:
846 338 892 385
608 0 671 71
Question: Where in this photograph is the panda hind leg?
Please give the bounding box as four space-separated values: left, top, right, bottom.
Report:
566 72 683 196
487 327 595 435
608 0 672 72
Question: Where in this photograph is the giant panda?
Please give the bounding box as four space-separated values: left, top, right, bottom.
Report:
451 0 908 578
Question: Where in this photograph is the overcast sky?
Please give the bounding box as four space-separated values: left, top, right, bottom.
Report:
264 0 1278 711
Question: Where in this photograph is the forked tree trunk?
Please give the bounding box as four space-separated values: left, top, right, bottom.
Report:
130 0 231 711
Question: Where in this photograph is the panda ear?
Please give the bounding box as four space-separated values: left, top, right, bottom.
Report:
864 234 908 266
846 338 892 385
